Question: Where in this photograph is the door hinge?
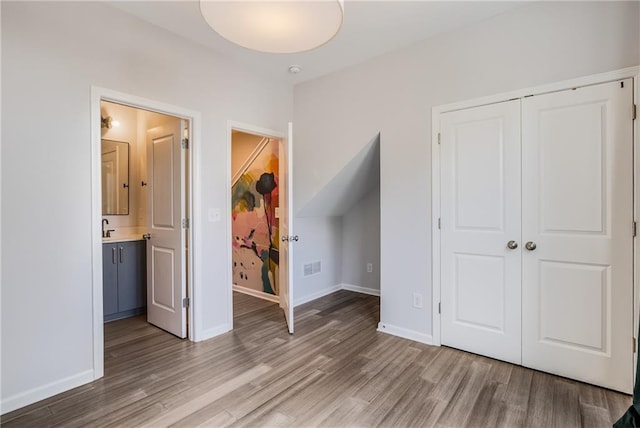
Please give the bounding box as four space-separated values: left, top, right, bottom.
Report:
633 104 637 121
438 218 441 229
182 218 190 229
182 138 189 149
437 133 441 145
438 302 441 314
633 221 637 237
182 297 190 308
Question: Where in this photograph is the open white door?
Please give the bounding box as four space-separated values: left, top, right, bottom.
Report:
146 118 187 338
279 123 294 334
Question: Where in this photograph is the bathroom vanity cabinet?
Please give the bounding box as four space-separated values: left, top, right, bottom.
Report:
103 240 146 322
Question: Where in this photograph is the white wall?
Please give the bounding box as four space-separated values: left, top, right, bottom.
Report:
1 1 291 413
341 186 380 292
293 1 640 341
292 216 343 306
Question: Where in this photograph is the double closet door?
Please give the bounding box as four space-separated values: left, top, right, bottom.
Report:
439 79 634 393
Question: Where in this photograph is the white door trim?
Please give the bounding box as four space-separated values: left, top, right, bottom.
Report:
431 66 640 347
90 86 202 379
226 120 285 330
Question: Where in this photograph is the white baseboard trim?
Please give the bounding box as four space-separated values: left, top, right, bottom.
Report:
1 369 94 415
340 283 380 297
233 285 279 304
196 323 232 342
294 284 342 307
377 322 434 345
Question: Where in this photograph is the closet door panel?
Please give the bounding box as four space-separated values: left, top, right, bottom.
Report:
440 99 522 365
521 79 634 393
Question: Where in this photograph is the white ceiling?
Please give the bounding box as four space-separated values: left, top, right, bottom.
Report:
111 1 526 84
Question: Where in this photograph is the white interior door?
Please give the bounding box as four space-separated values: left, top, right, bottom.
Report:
146 118 187 338
279 123 294 334
440 100 522 364
522 80 634 393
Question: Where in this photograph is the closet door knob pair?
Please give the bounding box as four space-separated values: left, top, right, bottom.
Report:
506 241 537 251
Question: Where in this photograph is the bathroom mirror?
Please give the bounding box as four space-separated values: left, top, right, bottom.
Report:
101 139 130 215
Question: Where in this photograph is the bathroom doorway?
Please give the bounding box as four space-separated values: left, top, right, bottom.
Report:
91 87 200 379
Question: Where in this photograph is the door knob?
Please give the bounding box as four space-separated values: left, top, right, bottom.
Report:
507 240 518 250
525 241 537 251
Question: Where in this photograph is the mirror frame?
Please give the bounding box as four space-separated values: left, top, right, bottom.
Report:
101 139 130 215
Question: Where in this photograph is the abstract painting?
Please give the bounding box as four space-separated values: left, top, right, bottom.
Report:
232 138 279 295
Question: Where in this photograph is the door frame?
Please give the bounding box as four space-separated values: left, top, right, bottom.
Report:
226 120 285 329
90 86 202 379
431 66 640 349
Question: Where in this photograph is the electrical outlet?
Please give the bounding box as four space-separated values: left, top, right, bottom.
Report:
413 293 423 309
366 263 373 273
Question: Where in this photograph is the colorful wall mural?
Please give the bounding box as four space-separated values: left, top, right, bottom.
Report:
232 138 279 295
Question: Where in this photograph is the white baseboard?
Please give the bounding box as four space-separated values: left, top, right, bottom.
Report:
196 323 232 342
233 285 279 304
377 322 433 345
340 283 380 297
294 284 342 307
1 369 94 415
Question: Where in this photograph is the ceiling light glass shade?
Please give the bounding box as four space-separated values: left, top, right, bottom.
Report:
199 1 344 54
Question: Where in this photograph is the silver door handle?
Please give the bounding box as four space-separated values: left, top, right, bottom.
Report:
507 240 518 250
525 241 537 251
112 247 116 264
119 247 124 263
142 233 151 240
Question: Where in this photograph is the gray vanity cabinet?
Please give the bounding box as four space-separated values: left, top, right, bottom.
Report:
103 240 146 322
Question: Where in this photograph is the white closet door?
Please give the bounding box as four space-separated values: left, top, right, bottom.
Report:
522 79 634 393
440 100 522 364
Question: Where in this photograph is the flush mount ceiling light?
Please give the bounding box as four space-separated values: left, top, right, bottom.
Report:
199 0 344 54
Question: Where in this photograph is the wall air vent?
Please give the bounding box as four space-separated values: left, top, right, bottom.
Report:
303 261 322 277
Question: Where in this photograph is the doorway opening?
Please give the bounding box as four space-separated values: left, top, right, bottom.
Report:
227 122 293 334
231 130 281 303
91 87 200 380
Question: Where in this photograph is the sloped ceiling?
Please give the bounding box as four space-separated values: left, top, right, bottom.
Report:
297 134 380 218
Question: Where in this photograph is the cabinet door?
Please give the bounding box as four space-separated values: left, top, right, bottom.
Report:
117 241 147 312
102 243 118 317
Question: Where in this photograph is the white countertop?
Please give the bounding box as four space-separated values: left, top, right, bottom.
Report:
102 233 146 243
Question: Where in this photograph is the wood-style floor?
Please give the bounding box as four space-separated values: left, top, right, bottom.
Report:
1 291 632 427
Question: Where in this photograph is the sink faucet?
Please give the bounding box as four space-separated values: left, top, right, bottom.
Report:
102 219 115 238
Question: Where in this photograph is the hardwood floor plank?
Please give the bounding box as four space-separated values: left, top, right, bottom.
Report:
317 397 369 428
194 410 236 428
552 379 581 428
523 371 555 428
141 364 271 428
580 403 614 428
2 291 632 428
435 359 492 427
